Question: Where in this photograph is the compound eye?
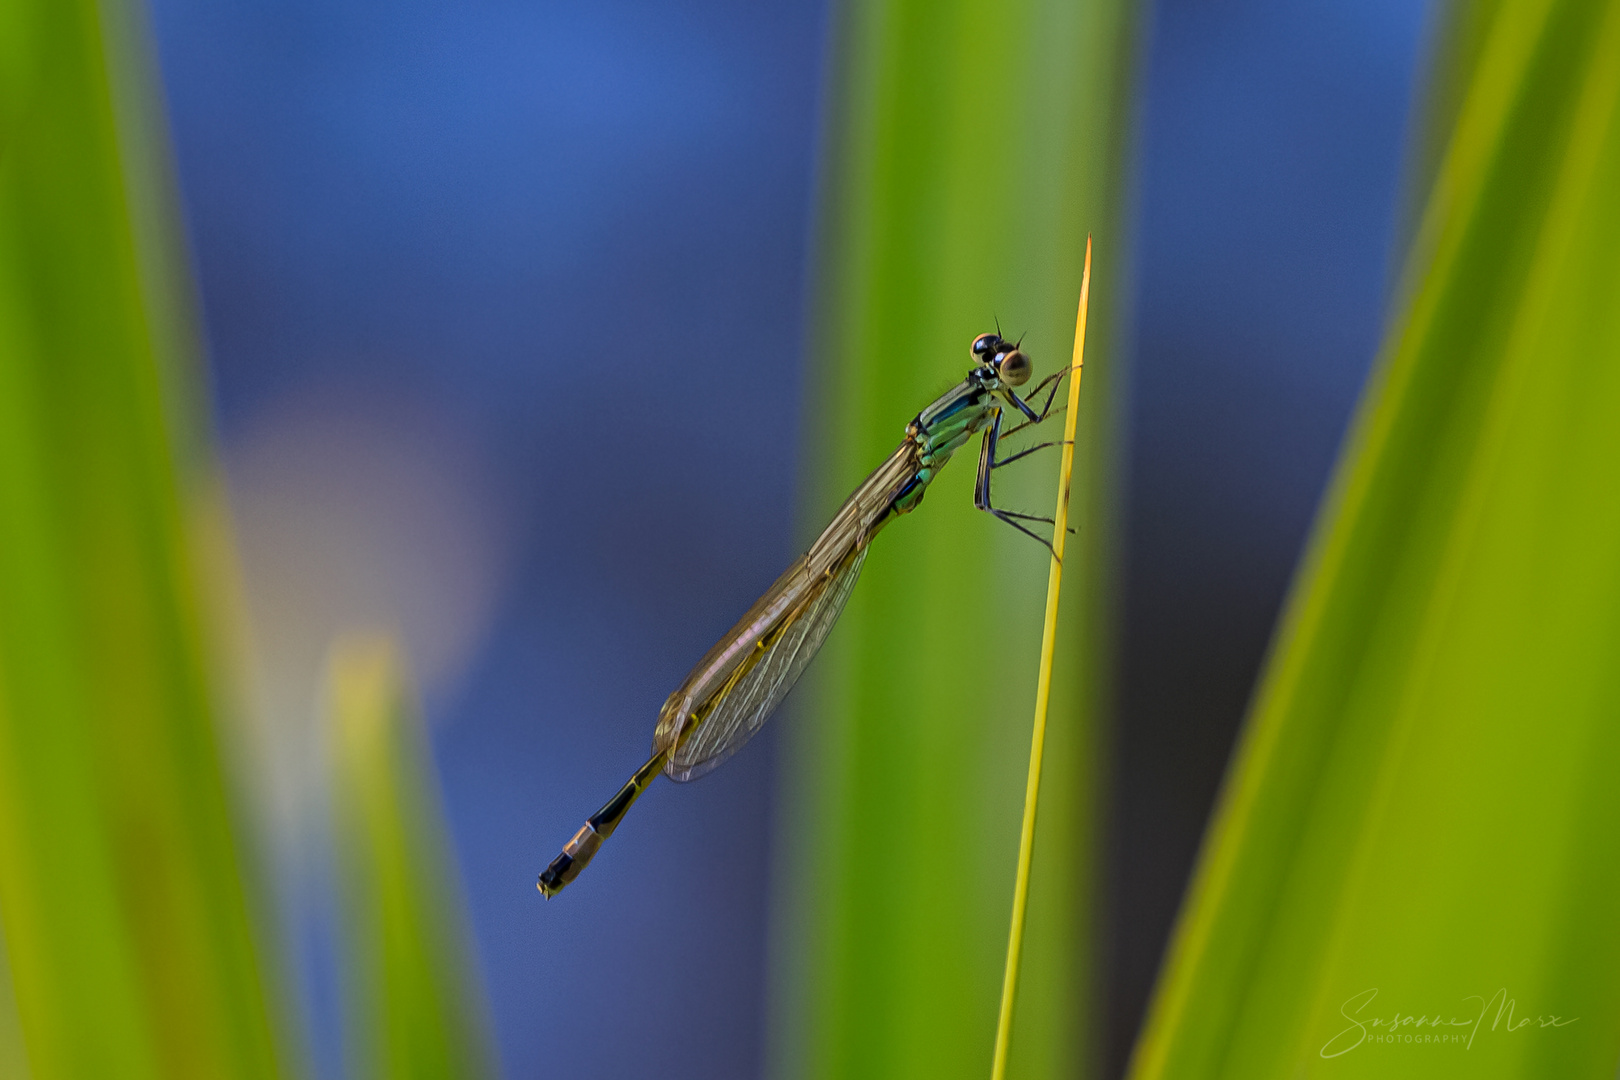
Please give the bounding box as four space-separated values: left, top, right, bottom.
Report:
971 332 1001 358
997 349 1032 387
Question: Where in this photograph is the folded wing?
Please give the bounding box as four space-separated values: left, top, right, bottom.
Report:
665 546 868 782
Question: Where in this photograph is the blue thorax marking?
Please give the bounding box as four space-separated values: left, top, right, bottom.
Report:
915 379 990 432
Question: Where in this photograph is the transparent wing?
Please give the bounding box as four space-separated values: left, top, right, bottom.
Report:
666 547 867 782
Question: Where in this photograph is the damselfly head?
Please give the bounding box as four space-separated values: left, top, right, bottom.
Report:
971 331 1030 385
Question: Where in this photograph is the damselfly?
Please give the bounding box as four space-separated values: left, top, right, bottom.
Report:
538 332 1070 897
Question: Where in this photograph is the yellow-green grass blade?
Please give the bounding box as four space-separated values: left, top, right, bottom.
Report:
1130 2 1620 1078
769 3 1135 1078
327 636 495 1080
0 1 288 1077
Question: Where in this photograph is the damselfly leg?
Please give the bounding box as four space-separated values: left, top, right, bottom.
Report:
1002 362 1072 440
975 406 1072 557
992 439 1073 470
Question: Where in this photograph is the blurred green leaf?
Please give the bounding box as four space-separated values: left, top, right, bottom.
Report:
769 3 1136 1078
327 636 494 1080
1130 2 1620 1078
0 1 289 1077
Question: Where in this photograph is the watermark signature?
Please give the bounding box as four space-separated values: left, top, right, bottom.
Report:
1320 988 1578 1058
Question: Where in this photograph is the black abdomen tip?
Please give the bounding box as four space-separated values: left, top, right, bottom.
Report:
537 852 574 898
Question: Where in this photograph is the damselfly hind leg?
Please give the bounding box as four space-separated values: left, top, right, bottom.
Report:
974 409 1062 558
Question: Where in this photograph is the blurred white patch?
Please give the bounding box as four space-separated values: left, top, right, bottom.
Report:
223 386 506 843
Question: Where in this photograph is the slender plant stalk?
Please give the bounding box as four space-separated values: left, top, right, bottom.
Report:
990 237 1092 1080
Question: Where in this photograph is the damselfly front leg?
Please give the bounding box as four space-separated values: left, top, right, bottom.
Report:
1001 362 1072 440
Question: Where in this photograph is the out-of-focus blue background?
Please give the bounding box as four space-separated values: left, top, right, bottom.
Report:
143 0 1431 1076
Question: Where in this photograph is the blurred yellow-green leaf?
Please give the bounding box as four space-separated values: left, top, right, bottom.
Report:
770 3 1135 1078
0 0 287 1077
327 636 495 1080
1131 2 1620 1078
